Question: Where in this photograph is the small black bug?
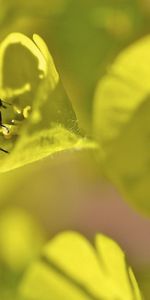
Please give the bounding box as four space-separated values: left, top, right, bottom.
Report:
0 99 10 154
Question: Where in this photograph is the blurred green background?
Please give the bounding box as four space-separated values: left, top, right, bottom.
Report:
0 0 150 299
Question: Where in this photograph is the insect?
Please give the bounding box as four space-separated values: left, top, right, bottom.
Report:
0 99 10 154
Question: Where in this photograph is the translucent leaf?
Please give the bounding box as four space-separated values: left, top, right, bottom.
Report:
20 232 142 300
0 1 149 134
0 33 96 172
93 35 150 213
46 0 148 132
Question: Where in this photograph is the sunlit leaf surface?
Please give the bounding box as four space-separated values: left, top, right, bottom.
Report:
20 232 142 300
0 33 96 172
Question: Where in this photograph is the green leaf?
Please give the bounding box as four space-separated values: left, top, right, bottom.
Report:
19 232 142 300
136 267 150 300
46 0 149 132
93 35 150 214
0 207 44 271
0 33 96 172
0 2 149 131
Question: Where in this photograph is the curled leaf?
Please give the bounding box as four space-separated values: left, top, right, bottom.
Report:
0 33 95 172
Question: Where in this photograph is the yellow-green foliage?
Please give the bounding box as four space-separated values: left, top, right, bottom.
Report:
93 36 150 213
0 0 150 299
20 232 142 300
0 33 96 172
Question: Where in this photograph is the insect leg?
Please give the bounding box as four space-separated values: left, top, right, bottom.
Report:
0 111 9 133
0 99 11 109
0 111 9 153
0 147 9 153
